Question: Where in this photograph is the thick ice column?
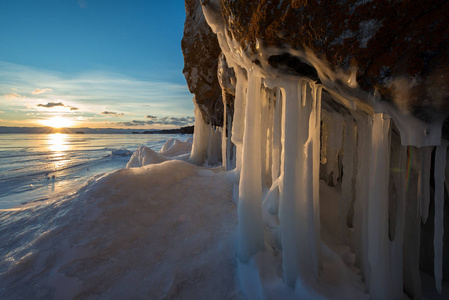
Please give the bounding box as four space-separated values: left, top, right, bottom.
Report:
206 126 222 165
340 117 356 239
279 79 321 287
433 142 447 294
226 109 235 170
237 70 264 262
389 134 407 300
271 88 282 183
231 68 247 172
419 146 432 223
190 103 210 165
222 92 228 168
367 113 391 299
327 113 344 185
260 86 273 189
353 113 372 282
403 146 422 299
309 83 322 274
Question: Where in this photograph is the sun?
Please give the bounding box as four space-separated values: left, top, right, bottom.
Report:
41 116 74 128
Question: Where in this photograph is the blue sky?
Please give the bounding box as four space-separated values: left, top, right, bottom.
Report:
0 0 194 129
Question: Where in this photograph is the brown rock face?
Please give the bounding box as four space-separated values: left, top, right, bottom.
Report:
181 0 223 127
217 0 449 121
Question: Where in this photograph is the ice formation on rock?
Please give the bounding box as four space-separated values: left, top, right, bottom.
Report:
187 1 449 298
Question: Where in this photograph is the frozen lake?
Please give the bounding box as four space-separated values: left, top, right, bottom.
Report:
0 133 188 209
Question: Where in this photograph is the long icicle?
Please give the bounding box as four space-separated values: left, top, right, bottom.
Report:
237 70 264 262
434 142 447 294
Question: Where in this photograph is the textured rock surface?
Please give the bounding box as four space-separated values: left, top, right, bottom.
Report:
181 0 223 127
216 0 449 121
183 0 449 125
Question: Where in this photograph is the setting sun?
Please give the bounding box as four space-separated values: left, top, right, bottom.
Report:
41 116 74 128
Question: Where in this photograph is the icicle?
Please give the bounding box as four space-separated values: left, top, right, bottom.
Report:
419 146 432 223
353 113 372 282
433 142 447 294
226 108 235 170
327 113 344 185
237 70 264 262
259 86 272 189
389 132 407 299
271 88 282 183
190 103 210 165
403 146 422 299
279 79 321 287
367 113 391 299
231 67 247 172
222 93 228 169
310 83 322 274
339 116 356 239
205 126 222 166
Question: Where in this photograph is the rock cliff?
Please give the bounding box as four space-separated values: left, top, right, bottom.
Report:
181 0 222 127
182 0 449 298
183 0 449 128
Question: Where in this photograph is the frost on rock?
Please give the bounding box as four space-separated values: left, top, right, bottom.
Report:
190 2 449 299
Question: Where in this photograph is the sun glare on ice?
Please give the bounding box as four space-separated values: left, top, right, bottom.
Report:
48 133 69 152
41 116 74 128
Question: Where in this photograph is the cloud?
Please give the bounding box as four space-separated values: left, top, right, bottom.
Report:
0 61 194 125
37 102 79 111
101 111 125 117
32 88 53 95
4 92 21 100
118 116 195 127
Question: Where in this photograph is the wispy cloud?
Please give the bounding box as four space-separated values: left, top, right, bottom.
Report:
4 92 21 100
32 88 53 95
37 102 79 111
100 111 125 117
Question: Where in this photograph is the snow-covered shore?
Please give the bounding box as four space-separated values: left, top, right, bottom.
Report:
0 140 243 299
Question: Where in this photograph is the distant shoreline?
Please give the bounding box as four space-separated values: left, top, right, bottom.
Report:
0 125 194 135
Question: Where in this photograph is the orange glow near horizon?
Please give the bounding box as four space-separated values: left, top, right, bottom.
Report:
41 116 74 128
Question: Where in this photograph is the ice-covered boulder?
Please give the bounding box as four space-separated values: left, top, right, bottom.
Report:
127 138 194 168
126 146 166 168
159 138 193 157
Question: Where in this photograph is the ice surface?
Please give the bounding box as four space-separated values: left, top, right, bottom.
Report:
111 149 132 156
0 160 243 299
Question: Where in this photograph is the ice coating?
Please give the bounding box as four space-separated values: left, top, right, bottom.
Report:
201 1 449 297
190 103 222 166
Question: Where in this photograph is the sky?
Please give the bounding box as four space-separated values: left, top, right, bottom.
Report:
0 0 195 129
